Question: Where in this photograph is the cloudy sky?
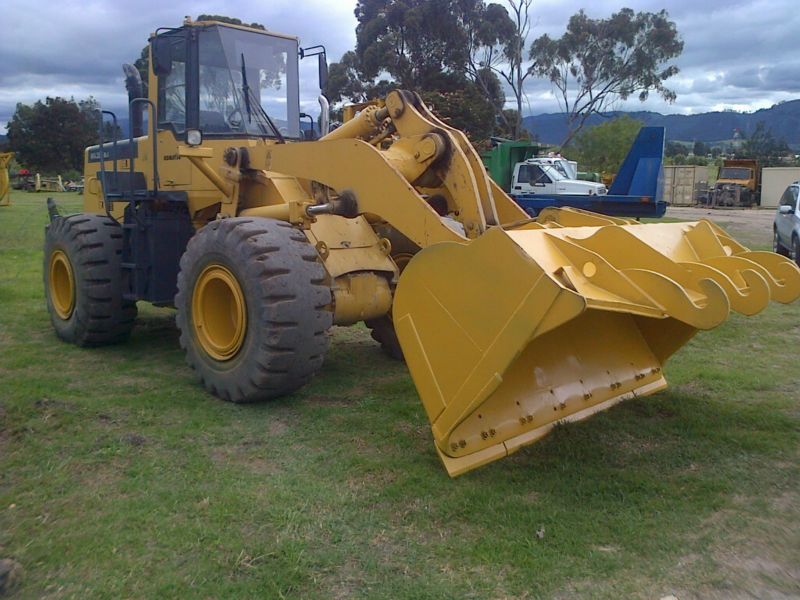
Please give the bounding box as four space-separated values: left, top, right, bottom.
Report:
1 0 798 133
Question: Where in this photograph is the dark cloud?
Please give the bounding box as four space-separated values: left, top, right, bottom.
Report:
520 0 798 115
0 0 356 129
754 62 800 93
0 0 797 130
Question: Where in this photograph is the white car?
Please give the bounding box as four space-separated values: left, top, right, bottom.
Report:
773 181 800 266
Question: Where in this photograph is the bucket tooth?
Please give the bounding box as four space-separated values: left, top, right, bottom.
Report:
394 218 800 476
732 251 800 304
679 261 769 315
552 225 734 325
693 255 796 305
508 227 731 326
607 220 800 306
619 269 728 330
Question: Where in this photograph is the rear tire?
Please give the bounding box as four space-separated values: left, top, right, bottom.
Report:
365 230 417 361
365 315 404 360
175 217 332 402
43 213 137 345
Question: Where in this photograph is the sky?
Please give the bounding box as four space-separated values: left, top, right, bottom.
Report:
1 0 799 134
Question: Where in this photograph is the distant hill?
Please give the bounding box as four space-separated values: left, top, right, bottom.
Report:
522 99 800 148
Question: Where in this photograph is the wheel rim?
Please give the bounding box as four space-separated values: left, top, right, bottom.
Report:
49 249 75 320
192 264 247 361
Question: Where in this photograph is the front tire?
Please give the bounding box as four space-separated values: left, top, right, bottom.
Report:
773 228 790 257
43 213 137 345
794 235 800 268
175 217 332 403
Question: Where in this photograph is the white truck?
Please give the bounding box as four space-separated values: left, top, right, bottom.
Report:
487 127 666 218
510 156 608 197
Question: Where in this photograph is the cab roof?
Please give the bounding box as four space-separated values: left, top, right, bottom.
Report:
151 17 299 43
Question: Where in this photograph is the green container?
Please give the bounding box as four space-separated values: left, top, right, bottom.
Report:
481 141 544 192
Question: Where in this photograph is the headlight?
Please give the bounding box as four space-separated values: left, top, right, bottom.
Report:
186 129 203 146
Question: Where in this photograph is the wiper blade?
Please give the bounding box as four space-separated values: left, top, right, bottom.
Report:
240 53 252 124
246 86 285 144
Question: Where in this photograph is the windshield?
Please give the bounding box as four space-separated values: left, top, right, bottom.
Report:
719 167 752 180
197 25 300 138
548 161 569 179
540 164 565 181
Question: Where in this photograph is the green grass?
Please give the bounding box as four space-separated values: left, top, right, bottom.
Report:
2 192 799 599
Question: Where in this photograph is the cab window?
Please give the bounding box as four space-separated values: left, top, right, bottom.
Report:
780 186 798 211
197 29 245 133
531 165 551 184
156 36 187 134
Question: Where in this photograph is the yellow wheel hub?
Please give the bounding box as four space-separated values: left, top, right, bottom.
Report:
49 249 75 320
192 264 247 361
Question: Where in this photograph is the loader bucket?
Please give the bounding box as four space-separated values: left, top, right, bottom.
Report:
393 217 800 476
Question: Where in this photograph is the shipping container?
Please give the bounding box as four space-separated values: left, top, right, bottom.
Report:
662 165 712 206
760 167 800 208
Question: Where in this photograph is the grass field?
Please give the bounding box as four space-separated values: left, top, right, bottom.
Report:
1 192 798 599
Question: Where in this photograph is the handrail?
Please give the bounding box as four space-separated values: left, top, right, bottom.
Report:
98 110 120 224
128 98 159 199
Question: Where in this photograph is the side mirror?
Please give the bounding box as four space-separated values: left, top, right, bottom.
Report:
318 52 329 91
779 205 794 214
300 45 328 91
152 38 173 76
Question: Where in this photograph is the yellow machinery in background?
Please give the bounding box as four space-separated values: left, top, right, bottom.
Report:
42 19 800 476
33 174 66 193
0 152 12 206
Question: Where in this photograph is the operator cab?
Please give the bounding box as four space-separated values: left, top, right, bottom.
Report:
151 21 302 140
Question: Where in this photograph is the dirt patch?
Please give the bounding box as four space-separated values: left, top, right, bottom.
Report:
208 444 283 475
65 458 125 490
770 491 799 513
303 393 362 407
665 206 775 249
694 498 800 600
0 406 10 449
672 381 711 399
121 432 147 447
709 550 800 600
267 418 288 437
393 421 429 442
34 397 77 411
344 469 398 493
614 430 662 454
327 560 368 600
0 558 24 595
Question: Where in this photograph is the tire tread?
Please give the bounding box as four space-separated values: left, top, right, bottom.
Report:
175 217 332 403
44 213 137 346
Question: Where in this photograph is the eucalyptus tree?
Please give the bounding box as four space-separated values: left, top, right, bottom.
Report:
530 8 683 149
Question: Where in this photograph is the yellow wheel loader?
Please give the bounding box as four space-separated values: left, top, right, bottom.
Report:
43 19 800 476
0 152 13 206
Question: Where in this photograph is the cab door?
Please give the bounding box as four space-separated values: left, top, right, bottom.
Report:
776 185 798 247
512 164 554 195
